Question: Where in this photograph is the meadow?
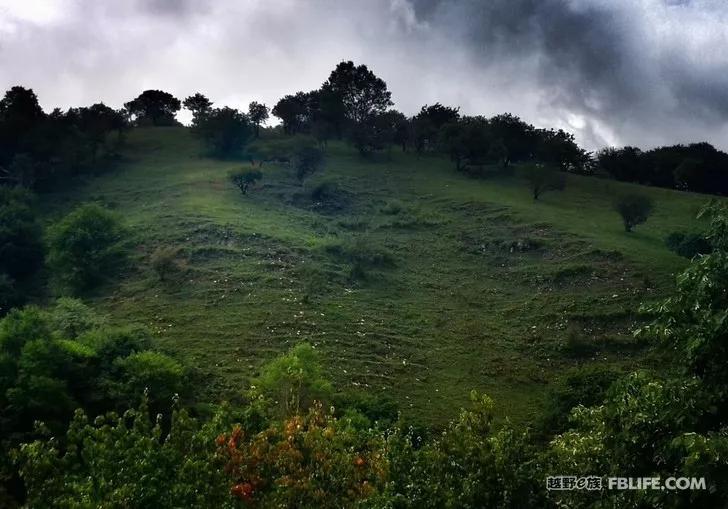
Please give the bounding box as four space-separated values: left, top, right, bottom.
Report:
42 127 710 425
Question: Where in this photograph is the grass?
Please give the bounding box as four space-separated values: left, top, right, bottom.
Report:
41 127 716 426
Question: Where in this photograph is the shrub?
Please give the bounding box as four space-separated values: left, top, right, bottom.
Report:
293 145 324 183
48 297 104 339
46 203 127 294
111 351 185 408
325 236 395 280
150 246 183 281
665 231 711 258
524 165 566 200
252 342 333 417
614 193 654 232
229 169 262 195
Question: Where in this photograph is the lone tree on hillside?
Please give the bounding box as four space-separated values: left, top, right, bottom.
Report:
248 101 269 138
230 169 262 195
525 165 566 200
183 93 213 127
615 194 654 232
124 90 181 126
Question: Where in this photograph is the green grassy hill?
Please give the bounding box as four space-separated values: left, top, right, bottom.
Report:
42 127 711 425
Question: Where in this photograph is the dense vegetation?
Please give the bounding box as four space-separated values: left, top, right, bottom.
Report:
1 60 727 507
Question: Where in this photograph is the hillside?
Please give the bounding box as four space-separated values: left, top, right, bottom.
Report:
42 127 709 425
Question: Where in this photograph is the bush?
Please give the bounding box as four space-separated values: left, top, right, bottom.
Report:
665 231 711 258
150 246 183 281
252 343 333 417
111 351 185 408
538 365 622 434
325 236 395 280
46 203 127 294
293 145 324 183
48 297 105 339
614 193 654 232
229 169 262 195
380 200 404 215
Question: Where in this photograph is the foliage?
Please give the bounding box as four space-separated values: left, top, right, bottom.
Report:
218 402 386 507
48 297 105 339
379 392 546 508
230 169 262 195
665 231 711 258
124 89 181 126
193 107 252 158
321 60 392 125
183 92 213 127
293 144 324 182
524 165 566 200
252 342 333 417
46 203 127 294
16 402 234 509
109 351 185 409
614 193 654 232
0 187 43 306
248 101 269 138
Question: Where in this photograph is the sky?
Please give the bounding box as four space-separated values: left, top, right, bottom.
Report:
0 0 727 151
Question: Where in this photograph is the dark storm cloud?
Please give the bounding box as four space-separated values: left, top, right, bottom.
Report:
0 0 726 150
409 0 728 148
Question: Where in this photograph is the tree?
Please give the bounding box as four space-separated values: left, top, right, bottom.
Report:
248 101 269 138
597 146 644 182
182 93 213 127
193 107 252 158
293 145 324 182
230 169 262 194
272 93 309 135
0 86 45 165
71 103 120 162
614 194 654 232
46 203 127 293
124 90 181 126
524 165 566 200
321 61 392 125
252 342 333 417
111 351 185 408
0 187 43 281
536 128 592 174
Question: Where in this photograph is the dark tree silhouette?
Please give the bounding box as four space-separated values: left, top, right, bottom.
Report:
124 90 181 126
615 194 654 232
183 93 213 126
193 107 252 158
248 102 269 138
321 61 392 124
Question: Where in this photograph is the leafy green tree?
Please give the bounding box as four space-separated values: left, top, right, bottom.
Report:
48 297 105 339
124 90 181 126
46 203 127 294
614 193 654 232
248 101 269 138
252 342 333 417
111 351 185 409
17 402 234 509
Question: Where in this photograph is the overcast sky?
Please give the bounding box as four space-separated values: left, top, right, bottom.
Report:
1 0 727 151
